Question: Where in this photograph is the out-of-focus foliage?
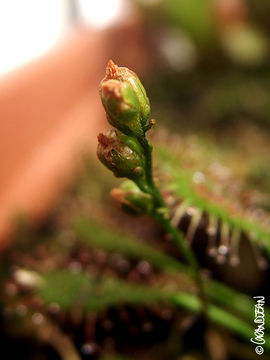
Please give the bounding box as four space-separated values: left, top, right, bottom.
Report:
160 0 215 47
38 271 168 311
135 0 270 135
2 127 270 359
2 1 270 358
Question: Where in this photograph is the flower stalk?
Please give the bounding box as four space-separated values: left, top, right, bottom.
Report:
97 60 207 313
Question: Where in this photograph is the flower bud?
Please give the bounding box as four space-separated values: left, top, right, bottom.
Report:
97 130 147 188
100 60 151 138
111 181 153 215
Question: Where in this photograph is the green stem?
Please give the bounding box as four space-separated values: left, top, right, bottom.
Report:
139 134 208 313
139 136 155 188
154 211 208 311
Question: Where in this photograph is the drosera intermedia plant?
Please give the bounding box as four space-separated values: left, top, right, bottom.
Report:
94 60 270 353
97 60 207 312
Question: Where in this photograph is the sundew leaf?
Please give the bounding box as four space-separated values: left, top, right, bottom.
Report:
156 144 270 258
37 270 270 351
37 271 168 312
74 216 187 274
74 217 270 328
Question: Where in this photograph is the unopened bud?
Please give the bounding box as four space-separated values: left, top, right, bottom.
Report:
97 130 147 188
111 181 153 215
100 60 151 138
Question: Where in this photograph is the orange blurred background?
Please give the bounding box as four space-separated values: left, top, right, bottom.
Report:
0 1 149 248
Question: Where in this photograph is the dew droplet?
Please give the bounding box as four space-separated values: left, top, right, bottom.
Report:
207 226 217 236
258 258 269 271
32 312 44 325
81 342 98 356
206 216 218 257
165 195 176 207
186 207 196 216
137 260 152 276
218 245 229 256
13 269 42 288
68 261 82 274
216 222 230 264
219 222 230 254
109 253 130 274
207 247 217 257
192 171 205 184
230 255 240 267
48 302 60 315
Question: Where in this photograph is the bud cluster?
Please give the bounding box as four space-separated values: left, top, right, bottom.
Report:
97 60 155 210
97 62 206 309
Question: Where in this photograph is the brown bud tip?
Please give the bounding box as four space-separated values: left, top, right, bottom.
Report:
97 133 113 149
106 60 121 79
149 119 156 126
110 188 124 202
101 80 122 100
104 60 136 82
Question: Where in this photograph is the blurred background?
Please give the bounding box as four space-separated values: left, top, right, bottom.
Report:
1 1 270 359
1 0 270 245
